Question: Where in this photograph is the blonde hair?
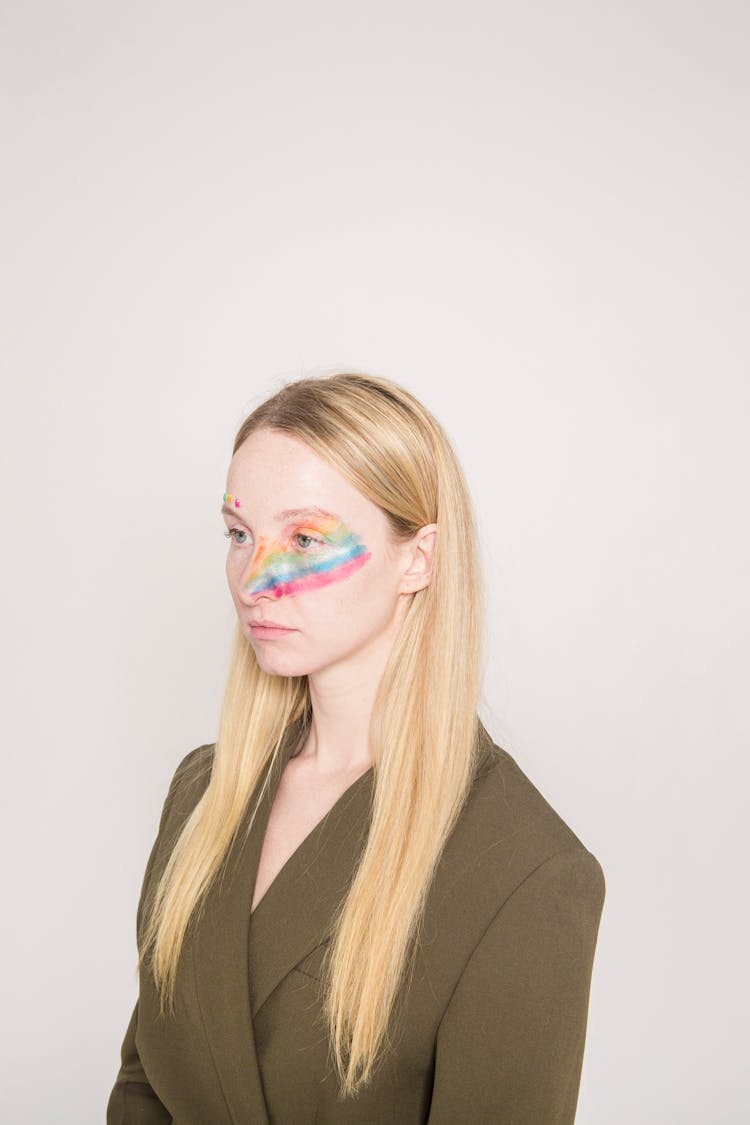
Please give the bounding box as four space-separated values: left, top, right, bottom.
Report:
139 371 487 1098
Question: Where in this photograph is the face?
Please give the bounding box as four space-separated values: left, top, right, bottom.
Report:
222 427 434 680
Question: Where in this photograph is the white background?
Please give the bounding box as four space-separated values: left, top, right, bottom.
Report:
1 2 747 1121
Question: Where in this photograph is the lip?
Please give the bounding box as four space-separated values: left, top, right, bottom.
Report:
248 619 296 635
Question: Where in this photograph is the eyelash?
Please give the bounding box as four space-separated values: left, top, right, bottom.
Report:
223 528 325 551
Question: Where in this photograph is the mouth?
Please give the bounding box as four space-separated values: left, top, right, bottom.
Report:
248 619 297 635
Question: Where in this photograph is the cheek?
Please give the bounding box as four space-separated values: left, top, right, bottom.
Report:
227 552 251 592
303 555 393 618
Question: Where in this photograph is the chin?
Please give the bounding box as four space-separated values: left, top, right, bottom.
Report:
249 645 309 679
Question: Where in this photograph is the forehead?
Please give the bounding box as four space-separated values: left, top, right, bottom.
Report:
225 428 377 528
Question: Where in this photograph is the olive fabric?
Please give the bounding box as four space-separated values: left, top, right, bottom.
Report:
107 720 605 1124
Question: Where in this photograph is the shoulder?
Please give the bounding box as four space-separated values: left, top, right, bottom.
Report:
135 743 216 934
158 742 215 832
441 722 606 929
473 720 602 855
414 726 605 1015
171 742 215 792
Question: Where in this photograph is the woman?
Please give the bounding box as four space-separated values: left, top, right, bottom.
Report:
107 372 605 1124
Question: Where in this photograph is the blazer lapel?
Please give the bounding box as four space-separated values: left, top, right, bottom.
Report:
191 725 297 1125
247 763 374 1018
191 720 375 1124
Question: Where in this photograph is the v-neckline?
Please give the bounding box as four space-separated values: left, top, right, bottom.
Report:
189 719 378 1121
249 729 375 920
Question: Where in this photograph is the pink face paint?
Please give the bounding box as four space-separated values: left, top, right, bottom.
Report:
223 492 241 508
242 514 371 599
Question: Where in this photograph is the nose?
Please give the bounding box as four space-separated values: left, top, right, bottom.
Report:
235 536 276 605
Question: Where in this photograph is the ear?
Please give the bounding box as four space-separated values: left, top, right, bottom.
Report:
399 524 438 594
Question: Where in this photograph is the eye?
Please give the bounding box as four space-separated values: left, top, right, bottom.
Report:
224 528 250 546
292 530 325 551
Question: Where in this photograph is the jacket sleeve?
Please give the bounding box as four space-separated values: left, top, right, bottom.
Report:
105 999 172 1125
426 847 606 1125
106 748 209 1124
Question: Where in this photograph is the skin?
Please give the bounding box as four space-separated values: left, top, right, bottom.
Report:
222 426 437 781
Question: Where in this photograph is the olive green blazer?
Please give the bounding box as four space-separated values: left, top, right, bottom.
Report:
107 720 605 1124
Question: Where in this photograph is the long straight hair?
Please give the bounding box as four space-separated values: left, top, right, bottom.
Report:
139 371 487 1097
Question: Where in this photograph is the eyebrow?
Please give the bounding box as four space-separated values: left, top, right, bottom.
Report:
220 503 343 524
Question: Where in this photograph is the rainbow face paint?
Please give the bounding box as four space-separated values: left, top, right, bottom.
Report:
241 513 372 600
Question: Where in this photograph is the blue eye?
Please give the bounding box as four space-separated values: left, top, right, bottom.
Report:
293 531 325 551
224 528 249 545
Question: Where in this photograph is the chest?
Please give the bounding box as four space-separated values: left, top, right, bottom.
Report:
251 759 369 914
